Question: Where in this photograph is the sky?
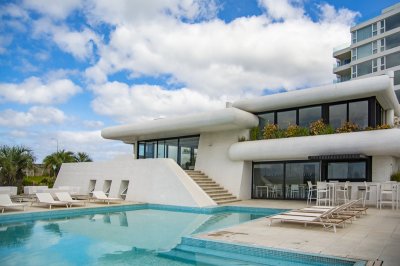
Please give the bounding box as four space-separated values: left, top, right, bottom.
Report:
0 0 399 162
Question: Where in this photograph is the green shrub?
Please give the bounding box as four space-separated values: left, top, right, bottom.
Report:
391 172 400 182
250 127 261 140
335 121 359 133
285 124 309 137
238 136 246 142
309 119 334 135
263 124 285 139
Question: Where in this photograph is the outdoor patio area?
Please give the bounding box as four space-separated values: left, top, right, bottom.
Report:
196 200 400 266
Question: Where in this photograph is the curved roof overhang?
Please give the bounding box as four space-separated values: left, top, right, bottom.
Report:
101 107 259 142
229 128 400 161
232 74 400 115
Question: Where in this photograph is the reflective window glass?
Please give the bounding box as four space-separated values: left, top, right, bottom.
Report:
356 25 372 42
285 162 320 199
385 31 400 50
165 139 178 162
258 112 274 130
277 110 296 129
386 13 400 31
138 143 145 159
157 140 165 158
253 163 284 199
357 60 373 77
145 141 156 159
349 101 368 128
327 162 366 181
386 51 400 69
329 104 347 129
299 106 321 127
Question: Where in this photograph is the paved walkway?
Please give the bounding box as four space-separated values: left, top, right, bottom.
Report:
197 200 400 266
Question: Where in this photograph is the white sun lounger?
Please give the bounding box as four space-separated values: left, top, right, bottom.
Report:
92 191 120 205
55 192 86 207
0 194 27 213
267 207 344 233
36 193 69 209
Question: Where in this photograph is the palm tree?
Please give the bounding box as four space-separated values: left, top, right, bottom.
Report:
43 150 75 177
0 145 35 188
73 152 92 162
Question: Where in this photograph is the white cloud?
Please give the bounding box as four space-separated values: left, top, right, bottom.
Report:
0 76 81 104
33 18 99 61
0 106 67 127
83 120 104 128
258 0 304 20
85 0 218 26
22 0 82 20
86 3 357 97
91 82 225 123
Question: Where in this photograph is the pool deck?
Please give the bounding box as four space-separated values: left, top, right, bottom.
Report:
196 200 400 266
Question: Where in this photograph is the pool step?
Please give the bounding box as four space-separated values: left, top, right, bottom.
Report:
185 170 240 205
160 244 268 265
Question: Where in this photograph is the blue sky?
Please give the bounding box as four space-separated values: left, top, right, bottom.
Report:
0 0 399 162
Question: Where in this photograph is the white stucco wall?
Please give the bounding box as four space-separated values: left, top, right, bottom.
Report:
372 156 398 182
195 129 252 200
54 157 216 207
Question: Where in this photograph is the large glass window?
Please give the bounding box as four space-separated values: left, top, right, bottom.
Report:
327 162 366 181
357 60 373 77
349 101 369 129
179 137 199 170
386 51 400 69
298 106 321 127
145 141 156 159
329 104 347 129
277 110 296 129
286 162 319 200
165 139 178 162
356 25 372 42
395 70 400 86
357 43 372 59
258 112 274 130
138 136 199 169
253 163 284 199
386 13 400 32
386 31 400 50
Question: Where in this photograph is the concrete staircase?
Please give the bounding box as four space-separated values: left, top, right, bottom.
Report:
185 170 239 205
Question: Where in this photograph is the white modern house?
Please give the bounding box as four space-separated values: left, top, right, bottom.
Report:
55 73 400 207
333 3 400 100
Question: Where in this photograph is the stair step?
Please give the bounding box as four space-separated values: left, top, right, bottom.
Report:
194 180 216 184
211 195 237 200
209 193 235 198
207 190 229 195
202 187 227 192
215 199 241 205
198 184 221 188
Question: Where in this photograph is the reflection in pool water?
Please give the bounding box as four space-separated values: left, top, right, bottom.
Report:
0 208 271 265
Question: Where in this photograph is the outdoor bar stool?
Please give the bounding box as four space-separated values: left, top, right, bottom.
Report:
290 184 300 198
316 182 329 206
335 181 350 205
307 181 317 205
358 181 371 207
379 182 397 210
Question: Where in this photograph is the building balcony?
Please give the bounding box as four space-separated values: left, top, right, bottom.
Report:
228 128 400 161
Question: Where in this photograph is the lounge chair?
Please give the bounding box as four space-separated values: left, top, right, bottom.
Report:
0 194 27 213
55 192 86 207
35 193 69 209
267 207 346 233
92 191 120 205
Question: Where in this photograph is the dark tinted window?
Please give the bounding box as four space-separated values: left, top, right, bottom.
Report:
349 101 368 128
277 110 296 129
386 31 400 50
329 104 347 129
386 13 400 31
258 112 274 130
386 51 400 68
299 106 321 127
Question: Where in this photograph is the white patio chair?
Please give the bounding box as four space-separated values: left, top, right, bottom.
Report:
92 191 120 205
0 194 27 213
316 182 329 206
379 182 397 210
35 193 69 209
307 181 317 205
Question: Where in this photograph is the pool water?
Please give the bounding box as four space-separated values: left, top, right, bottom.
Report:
0 207 273 266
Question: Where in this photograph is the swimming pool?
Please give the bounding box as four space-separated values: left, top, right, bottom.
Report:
0 204 364 265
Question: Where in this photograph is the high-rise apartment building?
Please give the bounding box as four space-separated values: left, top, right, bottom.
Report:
333 3 400 100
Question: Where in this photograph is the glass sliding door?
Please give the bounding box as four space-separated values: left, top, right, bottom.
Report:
285 162 319 200
179 136 199 170
326 161 367 181
165 139 178 162
252 161 320 200
253 163 284 199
